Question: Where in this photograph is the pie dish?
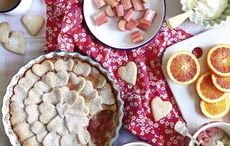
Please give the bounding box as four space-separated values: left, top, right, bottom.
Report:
2 52 123 146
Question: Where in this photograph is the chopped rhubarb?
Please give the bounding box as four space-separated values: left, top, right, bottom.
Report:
138 18 151 31
131 0 145 11
118 19 127 31
105 5 116 17
94 11 109 26
105 0 118 7
121 0 132 10
143 9 156 22
125 19 138 30
138 9 156 30
115 5 124 17
124 9 135 21
93 0 106 9
131 31 144 43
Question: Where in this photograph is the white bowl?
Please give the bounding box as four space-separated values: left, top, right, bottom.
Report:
122 141 152 146
83 0 166 50
189 122 230 146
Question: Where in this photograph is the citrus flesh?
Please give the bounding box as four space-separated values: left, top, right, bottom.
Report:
196 73 226 103
212 74 230 93
207 45 230 76
200 96 229 119
167 51 200 85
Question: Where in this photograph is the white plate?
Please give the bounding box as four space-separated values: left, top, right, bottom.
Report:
83 0 166 50
162 28 230 134
123 141 152 146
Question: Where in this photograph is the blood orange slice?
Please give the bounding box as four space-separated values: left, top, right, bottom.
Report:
196 73 227 103
207 45 230 77
167 51 200 85
212 74 230 93
200 96 229 119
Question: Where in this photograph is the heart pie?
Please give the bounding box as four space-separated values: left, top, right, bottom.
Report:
9 56 120 146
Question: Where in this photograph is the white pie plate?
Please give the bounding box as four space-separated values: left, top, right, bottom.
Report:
2 52 124 146
83 0 166 50
161 28 230 134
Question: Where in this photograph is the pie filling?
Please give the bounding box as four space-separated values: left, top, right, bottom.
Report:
9 57 119 146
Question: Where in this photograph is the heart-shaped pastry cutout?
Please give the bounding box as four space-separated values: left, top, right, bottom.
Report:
61 133 79 146
22 15 44 36
32 60 54 77
42 132 60 146
24 88 43 105
118 61 137 85
10 101 27 126
69 73 86 92
86 96 103 115
151 97 172 121
68 95 89 116
13 123 34 142
3 31 25 55
39 103 57 124
25 104 39 124
54 59 74 72
34 81 52 93
0 22 10 43
99 83 116 105
47 116 68 136
90 67 107 89
42 71 69 88
65 115 89 134
80 81 98 102
73 62 91 77
22 136 40 146
42 88 63 105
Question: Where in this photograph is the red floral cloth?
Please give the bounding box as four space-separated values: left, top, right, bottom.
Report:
44 0 192 145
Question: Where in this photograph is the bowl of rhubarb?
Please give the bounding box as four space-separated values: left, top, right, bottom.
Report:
83 0 166 50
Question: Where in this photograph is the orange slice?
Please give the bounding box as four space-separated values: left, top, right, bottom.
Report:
196 73 227 103
200 96 229 119
167 51 200 85
207 44 230 77
212 74 230 93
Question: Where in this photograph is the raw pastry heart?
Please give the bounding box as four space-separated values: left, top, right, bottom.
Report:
56 103 70 118
39 103 57 124
54 59 74 71
11 85 27 102
68 96 89 116
77 127 91 145
151 97 172 121
60 87 78 106
80 81 98 102
0 22 10 43
31 121 46 134
18 70 39 91
42 71 69 88
90 67 107 88
47 116 68 136
73 62 91 77
86 96 103 115
69 73 86 92
60 133 80 146
3 31 25 55
22 15 45 36
22 136 39 146
42 132 60 146
13 123 34 142
42 88 63 105
65 115 89 134
24 88 43 105
36 130 48 143
10 102 27 126
99 83 116 105
118 61 137 85
25 104 39 124
34 81 51 93
32 60 54 77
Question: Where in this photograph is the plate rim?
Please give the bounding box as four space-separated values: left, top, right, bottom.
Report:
1 51 124 146
82 0 166 50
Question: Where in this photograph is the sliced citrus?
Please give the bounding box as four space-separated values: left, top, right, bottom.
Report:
212 74 230 93
167 51 200 85
196 73 227 103
207 44 230 77
200 96 229 119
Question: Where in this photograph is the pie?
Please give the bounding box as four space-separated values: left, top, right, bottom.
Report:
9 56 120 146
